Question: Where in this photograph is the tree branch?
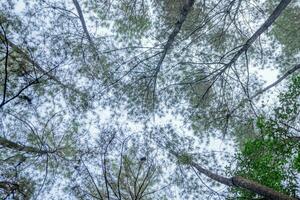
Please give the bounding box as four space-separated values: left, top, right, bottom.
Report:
251 64 300 99
0 136 53 154
229 63 300 115
0 32 84 95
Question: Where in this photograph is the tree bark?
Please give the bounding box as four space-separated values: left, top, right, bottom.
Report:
170 149 297 200
191 160 298 200
231 176 298 200
0 136 51 154
152 0 195 105
72 0 97 53
155 0 195 74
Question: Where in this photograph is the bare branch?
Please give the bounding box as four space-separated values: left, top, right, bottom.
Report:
230 63 300 115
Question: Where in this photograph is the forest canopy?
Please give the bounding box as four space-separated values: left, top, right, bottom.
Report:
0 0 300 199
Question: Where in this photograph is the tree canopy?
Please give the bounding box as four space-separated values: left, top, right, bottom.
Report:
0 0 299 199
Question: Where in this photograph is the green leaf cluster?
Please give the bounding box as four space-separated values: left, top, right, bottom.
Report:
232 76 300 198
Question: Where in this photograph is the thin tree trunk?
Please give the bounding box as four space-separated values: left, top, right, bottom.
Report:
0 136 51 154
0 33 85 95
223 0 292 71
72 0 97 52
155 0 195 74
152 0 195 105
251 64 300 99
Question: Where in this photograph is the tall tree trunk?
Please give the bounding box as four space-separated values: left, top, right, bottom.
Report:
0 136 52 154
222 0 292 71
155 0 195 73
191 161 297 200
72 0 93 44
171 150 297 200
72 0 98 55
152 0 195 105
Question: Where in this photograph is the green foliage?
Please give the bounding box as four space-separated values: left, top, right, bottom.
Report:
232 76 300 198
113 0 151 40
272 6 300 55
115 15 151 38
177 153 193 165
294 152 300 172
